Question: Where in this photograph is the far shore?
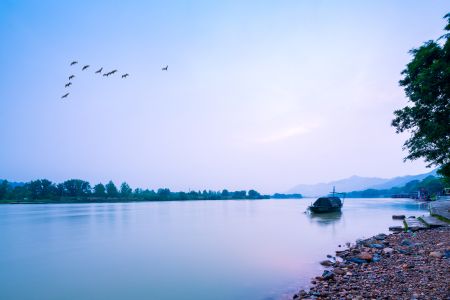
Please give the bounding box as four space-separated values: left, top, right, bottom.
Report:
0 197 305 205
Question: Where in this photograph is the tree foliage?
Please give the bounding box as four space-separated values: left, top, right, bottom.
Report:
392 14 450 178
105 181 119 198
0 180 10 199
120 182 132 198
93 183 106 197
61 179 91 197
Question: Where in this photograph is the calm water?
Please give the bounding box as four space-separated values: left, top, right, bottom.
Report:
0 198 427 300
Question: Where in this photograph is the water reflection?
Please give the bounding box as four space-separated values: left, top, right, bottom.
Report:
307 211 343 226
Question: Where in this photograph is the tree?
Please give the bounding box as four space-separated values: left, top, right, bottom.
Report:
10 185 29 200
56 183 65 197
232 190 247 199
27 180 43 199
61 179 91 197
93 183 106 197
26 179 57 199
141 189 157 200
120 182 132 198
0 180 9 200
157 188 171 200
248 189 261 199
177 191 188 200
105 181 118 198
133 188 143 198
392 14 450 179
221 189 230 198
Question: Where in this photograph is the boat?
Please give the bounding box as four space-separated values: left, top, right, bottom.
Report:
308 187 345 213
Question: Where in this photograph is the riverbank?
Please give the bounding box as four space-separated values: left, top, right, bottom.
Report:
293 227 450 299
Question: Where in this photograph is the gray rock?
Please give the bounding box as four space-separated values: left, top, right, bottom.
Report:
389 226 403 232
369 243 384 249
322 270 334 280
372 253 381 262
444 250 450 258
320 260 334 266
429 251 443 258
383 247 394 254
374 233 387 240
357 252 373 261
392 215 405 220
401 239 412 246
348 257 367 264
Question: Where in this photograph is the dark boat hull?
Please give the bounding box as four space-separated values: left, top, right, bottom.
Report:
308 196 343 214
309 205 342 213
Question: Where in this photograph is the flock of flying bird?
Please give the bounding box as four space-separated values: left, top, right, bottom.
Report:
61 61 169 99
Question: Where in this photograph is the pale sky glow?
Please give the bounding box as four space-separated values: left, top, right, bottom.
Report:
0 1 448 193
255 123 320 144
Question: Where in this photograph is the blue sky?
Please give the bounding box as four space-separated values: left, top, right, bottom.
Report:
0 1 448 193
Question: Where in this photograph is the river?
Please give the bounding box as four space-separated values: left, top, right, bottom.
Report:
0 198 427 300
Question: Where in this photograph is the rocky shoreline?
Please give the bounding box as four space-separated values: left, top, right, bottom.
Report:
293 227 450 299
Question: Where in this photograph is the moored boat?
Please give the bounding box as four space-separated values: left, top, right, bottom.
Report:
308 187 345 213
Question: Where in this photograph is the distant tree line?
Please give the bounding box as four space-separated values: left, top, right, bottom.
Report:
0 179 272 203
345 176 446 198
271 193 303 199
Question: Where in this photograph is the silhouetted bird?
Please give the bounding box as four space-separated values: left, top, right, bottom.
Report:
82 65 90 71
61 93 69 99
110 69 117 75
95 67 103 74
69 75 75 80
121 73 129 78
70 61 78 66
65 82 72 88
162 65 168 71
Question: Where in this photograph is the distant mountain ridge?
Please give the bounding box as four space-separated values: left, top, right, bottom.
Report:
288 170 437 197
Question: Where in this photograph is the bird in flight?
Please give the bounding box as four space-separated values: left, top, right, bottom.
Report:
121 73 129 78
82 65 90 71
61 93 69 99
161 65 168 71
65 82 72 88
70 61 78 66
110 69 117 75
95 67 103 74
69 75 75 80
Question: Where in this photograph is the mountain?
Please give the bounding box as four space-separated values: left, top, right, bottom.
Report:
366 169 437 190
287 170 437 197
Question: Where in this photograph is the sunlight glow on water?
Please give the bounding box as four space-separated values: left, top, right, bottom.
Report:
0 199 427 300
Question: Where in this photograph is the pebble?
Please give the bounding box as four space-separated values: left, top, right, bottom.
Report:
357 252 372 261
296 227 450 300
429 251 443 258
401 239 412 246
383 247 394 254
320 260 333 266
333 268 345 275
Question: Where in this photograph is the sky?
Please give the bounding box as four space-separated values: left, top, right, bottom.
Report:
0 1 448 193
